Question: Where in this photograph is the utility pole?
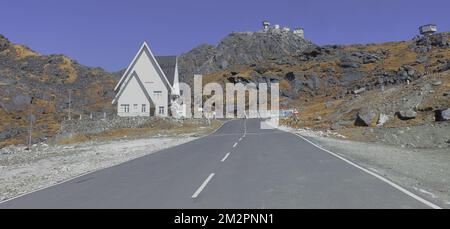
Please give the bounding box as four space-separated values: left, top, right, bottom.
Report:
28 97 34 150
68 90 72 121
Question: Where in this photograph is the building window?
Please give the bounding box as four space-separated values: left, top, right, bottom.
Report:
180 90 184 96
142 104 146 113
154 91 162 98
133 104 138 111
121 104 130 113
159 106 165 115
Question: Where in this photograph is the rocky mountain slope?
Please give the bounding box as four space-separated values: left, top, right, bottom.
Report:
186 31 450 147
1 30 449 148
178 30 315 83
198 33 449 101
0 35 119 147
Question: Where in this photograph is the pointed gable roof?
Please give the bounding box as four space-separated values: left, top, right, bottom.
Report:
112 71 155 105
114 42 173 93
155 56 177 86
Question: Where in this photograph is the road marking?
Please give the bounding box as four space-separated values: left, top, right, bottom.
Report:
292 133 442 209
192 173 215 199
221 153 231 162
233 142 238 148
0 121 232 206
244 119 247 135
239 137 243 142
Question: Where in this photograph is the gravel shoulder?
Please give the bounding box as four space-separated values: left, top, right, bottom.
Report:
0 123 221 202
280 126 450 209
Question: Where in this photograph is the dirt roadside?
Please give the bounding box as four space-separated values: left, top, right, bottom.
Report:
0 120 223 202
281 126 450 209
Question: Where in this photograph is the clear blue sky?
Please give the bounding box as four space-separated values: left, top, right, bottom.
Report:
1 0 449 71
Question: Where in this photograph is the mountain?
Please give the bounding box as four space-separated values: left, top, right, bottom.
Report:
193 31 450 134
178 30 315 83
0 35 119 147
1 29 450 148
194 32 449 101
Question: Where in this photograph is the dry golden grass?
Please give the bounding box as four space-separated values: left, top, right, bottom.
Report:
13 45 40 59
59 56 78 83
56 120 223 145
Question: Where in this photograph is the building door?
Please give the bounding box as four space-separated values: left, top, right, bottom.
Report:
150 107 156 116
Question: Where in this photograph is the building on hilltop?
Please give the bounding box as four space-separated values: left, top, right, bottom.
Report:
263 20 271 32
419 24 438 36
293 28 305 39
261 21 305 38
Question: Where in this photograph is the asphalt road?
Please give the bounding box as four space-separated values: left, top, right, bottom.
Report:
0 119 435 208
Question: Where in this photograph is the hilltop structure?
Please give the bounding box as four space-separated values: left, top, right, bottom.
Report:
261 21 305 39
419 24 438 36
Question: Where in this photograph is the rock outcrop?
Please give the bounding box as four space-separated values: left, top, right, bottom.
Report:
178 31 316 83
435 109 450 121
397 110 418 120
356 109 377 126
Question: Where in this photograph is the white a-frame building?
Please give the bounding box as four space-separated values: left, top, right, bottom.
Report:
112 42 182 117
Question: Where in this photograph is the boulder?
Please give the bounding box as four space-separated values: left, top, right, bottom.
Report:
254 66 268 74
432 81 442 87
416 56 428 64
285 72 298 81
377 114 389 127
435 109 450 121
339 55 362 68
355 109 377 126
397 110 417 120
352 87 366 95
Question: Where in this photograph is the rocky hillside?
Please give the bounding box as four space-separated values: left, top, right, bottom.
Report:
178 30 315 83
198 33 449 101
192 31 450 146
1 30 449 148
0 35 119 147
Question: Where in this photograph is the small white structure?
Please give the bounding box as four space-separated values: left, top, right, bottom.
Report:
419 24 437 36
293 28 305 38
282 27 291 32
112 42 183 117
274 24 280 30
263 20 271 31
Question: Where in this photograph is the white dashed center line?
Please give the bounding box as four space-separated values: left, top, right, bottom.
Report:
221 153 231 162
192 173 215 199
233 142 238 148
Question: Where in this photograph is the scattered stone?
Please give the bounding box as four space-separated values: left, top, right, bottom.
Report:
377 114 389 127
352 87 366 95
416 56 428 64
397 110 418 120
432 81 442 86
435 109 450 121
444 91 450 96
356 109 377 126
315 116 322 121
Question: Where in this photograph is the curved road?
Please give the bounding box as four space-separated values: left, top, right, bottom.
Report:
0 119 435 208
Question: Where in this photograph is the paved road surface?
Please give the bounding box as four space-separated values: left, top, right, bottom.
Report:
0 119 435 208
